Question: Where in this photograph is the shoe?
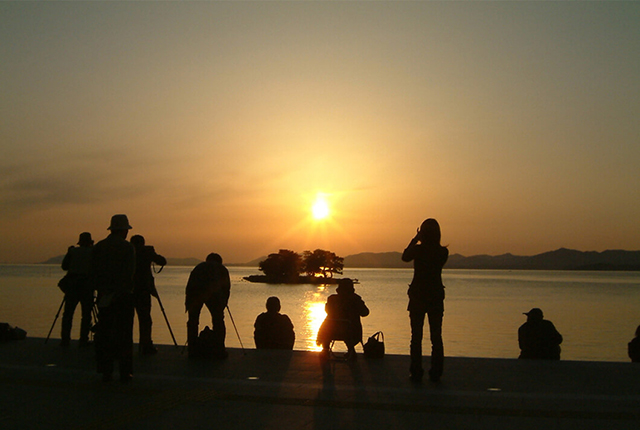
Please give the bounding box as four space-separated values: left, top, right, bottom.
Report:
78 339 91 348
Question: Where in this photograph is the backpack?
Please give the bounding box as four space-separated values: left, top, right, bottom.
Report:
193 326 227 360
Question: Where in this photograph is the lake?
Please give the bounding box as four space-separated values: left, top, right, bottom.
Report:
1 265 639 362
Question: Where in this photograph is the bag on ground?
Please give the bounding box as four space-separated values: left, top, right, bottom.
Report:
363 331 385 358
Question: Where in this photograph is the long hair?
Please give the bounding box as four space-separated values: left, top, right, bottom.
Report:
419 218 442 247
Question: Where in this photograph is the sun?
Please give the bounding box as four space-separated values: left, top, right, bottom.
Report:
311 194 330 220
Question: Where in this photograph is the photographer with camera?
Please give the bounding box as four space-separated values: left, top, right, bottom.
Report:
130 234 167 355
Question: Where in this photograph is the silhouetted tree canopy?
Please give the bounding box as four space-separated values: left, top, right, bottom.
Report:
259 250 302 283
258 249 344 282
302 249 344 278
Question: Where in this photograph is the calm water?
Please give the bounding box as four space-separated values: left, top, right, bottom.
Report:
1 265 639 362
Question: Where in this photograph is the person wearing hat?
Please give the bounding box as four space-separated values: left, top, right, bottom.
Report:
316 278 369 360
130 234 167 355
59 232 95 347
92 214 136 382
518 308 563 360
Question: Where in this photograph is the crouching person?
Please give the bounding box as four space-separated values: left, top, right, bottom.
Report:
185 253 231 359
316 278 369 360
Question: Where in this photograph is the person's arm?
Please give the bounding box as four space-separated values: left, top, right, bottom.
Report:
61 247 73 271
151 247 167 267
401 232 420 262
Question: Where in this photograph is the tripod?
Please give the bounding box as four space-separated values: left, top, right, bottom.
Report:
46 295 99 344
45 297 65 344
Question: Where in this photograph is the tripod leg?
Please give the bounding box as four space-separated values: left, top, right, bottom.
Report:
45 297 65 344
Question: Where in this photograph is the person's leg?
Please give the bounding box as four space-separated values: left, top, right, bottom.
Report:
61 292 80 346
115 293 135 381
409 309 426 381
208 299 227 358
187 304 203 357
95 303 116 381
78 287 94 346
426 301 444 382
135 291 155 354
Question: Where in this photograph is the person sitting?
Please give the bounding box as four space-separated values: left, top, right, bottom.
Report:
254 297 295 350
518 308 563 360
628 325 640 363
316 278 369 359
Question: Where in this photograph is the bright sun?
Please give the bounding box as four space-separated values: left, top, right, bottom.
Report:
311 194 330 220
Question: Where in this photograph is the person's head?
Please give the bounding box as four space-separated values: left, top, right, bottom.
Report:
206 253 222 264
524 308 544 322
266 296 281 313
130 235 145 249
108 214 132 238
77 232 93 247
336 278 355 295
418 218 441 246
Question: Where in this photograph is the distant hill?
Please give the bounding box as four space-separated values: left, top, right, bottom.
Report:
344 248 640 271
41 248 640 271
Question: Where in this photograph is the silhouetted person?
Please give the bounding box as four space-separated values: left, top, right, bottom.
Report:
254 296 295 350
402 218 448 382
316 278 369 360
628 325 640 363
92 215 136 382
185 253 231 359
130 234 167 355
60 232 95 347
518 308 563 360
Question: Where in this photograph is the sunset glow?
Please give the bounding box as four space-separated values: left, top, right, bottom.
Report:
1 2 639 264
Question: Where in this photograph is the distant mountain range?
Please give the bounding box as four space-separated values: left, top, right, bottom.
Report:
41 248 640 271
344 248 640 271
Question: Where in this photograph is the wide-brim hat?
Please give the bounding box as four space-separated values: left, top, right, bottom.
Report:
77 232 93 246
108 214 132 230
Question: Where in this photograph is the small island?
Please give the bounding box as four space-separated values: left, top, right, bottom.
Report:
243 249 354 285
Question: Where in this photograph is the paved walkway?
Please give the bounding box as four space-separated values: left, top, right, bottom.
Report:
1 338 639 429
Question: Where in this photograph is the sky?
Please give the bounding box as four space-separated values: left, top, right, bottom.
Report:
1 1 639 264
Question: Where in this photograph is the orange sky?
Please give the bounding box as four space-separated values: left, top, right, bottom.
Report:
1 2 639 264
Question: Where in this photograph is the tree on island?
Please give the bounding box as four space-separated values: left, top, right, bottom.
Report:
302 249 344 278
259 249 303 283
257 248 344 283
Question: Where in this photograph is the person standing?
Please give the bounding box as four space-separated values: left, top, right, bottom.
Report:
518 308 563 360
92 214 136 382
402 218 448 383
254 296 295 350
185 253 231 359
130 235 167 355
60 232 95 347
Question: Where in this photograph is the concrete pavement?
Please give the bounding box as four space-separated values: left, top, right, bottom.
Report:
1 338 639 429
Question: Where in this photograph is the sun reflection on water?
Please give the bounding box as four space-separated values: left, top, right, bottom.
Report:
302 292 328 351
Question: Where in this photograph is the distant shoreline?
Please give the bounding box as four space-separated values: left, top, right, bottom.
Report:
32 248 640 271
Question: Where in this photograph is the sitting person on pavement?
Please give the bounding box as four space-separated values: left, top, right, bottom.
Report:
316 278 369 359
518 308 563 360
254 296 295 350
